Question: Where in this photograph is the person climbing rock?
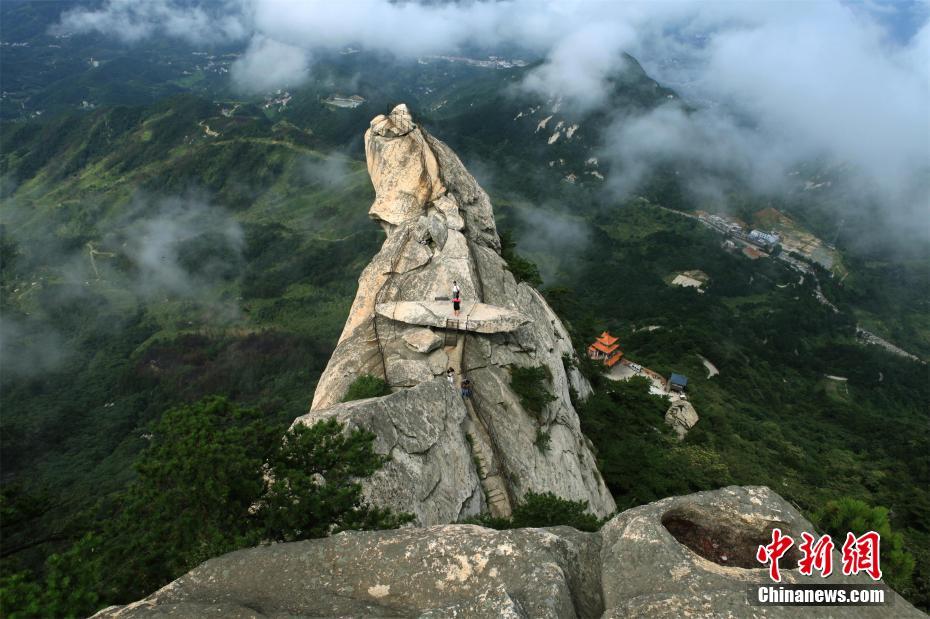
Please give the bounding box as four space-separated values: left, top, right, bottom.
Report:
446 367 456 389
461 377 472 398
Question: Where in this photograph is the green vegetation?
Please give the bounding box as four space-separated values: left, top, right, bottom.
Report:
578 377 712 507
468 492 602 532
261 418 413 541
551 202 929 607
0 397 409 617
0 91 384 616
1 16 927 611
822 255 930 359
535 428 552 453
342 374 392 402
815 498 917 596
509 365 557 417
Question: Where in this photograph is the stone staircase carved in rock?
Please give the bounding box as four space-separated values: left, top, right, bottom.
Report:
463 397 513 517
451 333 513 517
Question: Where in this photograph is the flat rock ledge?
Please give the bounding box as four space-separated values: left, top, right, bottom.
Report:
376 301 531 334
92 486 922 618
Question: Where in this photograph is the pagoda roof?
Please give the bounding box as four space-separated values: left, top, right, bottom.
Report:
596 331 619 346
605 351 624 367
589 341 620 355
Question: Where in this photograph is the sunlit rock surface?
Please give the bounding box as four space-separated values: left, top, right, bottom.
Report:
308 104 614 523
664 399 699 440
294 379 484 526
375 301 531 333
94 486 922 618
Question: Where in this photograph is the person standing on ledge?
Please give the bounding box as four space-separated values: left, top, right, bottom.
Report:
452 280 461 317
446 367 456 389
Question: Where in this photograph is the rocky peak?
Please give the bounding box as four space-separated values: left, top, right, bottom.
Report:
303 104 615 524
366 104 445 227
91 107 923 619
370 102 417 137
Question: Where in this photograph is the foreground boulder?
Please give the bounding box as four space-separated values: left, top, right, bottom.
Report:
305 104 614 523
93 486 922 618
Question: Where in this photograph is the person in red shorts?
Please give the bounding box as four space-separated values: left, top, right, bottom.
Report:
452 280 461 317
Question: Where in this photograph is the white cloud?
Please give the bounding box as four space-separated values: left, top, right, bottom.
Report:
521 21 636 110
231 35 309 93
54 0 250 45
51 0 930 235
117 195 244 299
686 3 930 205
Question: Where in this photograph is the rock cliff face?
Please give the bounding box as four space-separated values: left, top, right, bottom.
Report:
298 104 614 524
94 486 922 618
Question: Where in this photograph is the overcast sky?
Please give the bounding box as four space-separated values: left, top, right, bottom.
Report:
55 0 930 240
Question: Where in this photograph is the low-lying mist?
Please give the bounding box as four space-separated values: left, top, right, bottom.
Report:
52 0 929 249
0 193 245 379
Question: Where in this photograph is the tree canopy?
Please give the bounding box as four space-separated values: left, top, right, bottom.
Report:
0 396 409 617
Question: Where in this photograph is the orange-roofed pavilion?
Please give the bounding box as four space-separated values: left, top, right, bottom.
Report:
588 331 622 364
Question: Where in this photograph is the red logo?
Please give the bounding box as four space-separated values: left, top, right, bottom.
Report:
756 528 795 582
841 531 882 580
756 530 882 581
798 532 834 577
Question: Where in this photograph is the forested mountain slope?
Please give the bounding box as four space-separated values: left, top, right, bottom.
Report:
1 3 927 611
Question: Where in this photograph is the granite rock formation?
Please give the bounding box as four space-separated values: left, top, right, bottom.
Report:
93 486 922 618
664 399 699 440
91 108 920 616
300 104 614 524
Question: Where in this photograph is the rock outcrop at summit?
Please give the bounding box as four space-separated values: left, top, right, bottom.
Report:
93 486 922 618
300 104 614 524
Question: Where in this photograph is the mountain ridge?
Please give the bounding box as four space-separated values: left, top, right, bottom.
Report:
2 28 928 611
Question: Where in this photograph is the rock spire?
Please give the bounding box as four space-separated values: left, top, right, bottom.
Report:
299 104 615 524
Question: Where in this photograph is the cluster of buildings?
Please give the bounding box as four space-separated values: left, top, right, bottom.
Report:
748 229 781 251
263 90 293 111
700 213 781 252
587 331 688 395
324 94 365 109
424 55 529 69
185 51 235 76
